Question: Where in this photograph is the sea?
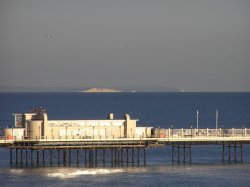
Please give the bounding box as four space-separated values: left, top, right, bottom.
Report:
0 92 250 187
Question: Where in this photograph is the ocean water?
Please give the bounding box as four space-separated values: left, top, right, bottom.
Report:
0 92 250 187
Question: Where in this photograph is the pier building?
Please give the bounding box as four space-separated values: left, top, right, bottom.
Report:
3 108 152 140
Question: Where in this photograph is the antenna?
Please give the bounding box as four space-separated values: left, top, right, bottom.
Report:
197 110 199 129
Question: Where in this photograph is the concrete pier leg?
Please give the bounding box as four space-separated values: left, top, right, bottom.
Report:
42 150 45 165
26 149 28 166
111 149 114 166
77 149 79 166
69 149 71 166
114 148 117 166
103 149 105 167
91 149 93 167
89 149 92 167
90 149 93 167
126 148 129 166
16 148 18 165
132 148 134 166
95 149 97 167
183 145 186 162
137 148 140 166
50 149 52 166
228 144 231 162
222 144 225 162
31 149 33 165
92 149 95 167
36 150 39 165
177 146 180 162
121 149 123 167
189 145 192 163
117 149 120 166
240 144 243 163
10 148 12 165
84 149 87 166
20 149 23 165
58 150 60 166
172 146 174 162
63 150 66 166
88 150 91 167
144 148 146 166
234 143 237 162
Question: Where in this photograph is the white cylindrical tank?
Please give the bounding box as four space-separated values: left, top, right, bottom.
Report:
27 120 43 139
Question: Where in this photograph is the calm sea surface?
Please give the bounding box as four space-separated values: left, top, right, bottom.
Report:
0 92 250 187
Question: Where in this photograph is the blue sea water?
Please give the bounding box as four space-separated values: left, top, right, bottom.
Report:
0 92 250 187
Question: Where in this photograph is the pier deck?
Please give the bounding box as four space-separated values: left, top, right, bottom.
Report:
1 128 250 148
1 128 250 166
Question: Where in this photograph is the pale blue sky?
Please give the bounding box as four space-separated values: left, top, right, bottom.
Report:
0 0 249 91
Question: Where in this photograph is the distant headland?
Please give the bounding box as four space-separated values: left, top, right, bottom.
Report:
0 86 184 92
80 88 122 93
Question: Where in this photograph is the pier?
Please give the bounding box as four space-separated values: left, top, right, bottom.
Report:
1 128 250 167
1 108 250 167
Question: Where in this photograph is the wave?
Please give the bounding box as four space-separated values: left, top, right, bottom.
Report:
47 168 125 179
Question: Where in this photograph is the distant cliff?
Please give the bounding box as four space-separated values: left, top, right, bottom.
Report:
81 88 122 93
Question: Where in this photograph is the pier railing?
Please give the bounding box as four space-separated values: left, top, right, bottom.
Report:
0 128 250 145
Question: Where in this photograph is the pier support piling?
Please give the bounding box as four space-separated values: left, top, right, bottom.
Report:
25 149 28 166
16 148 18 165
137 148 140 166
58 150 60 166
222 142 243 163
69 149 71 166
20 149 23 165
132 148 134 166
103 149 105 166
144 148 146 166
10 148 12 165
36 150 39 165
63 150 66 166
84 149 87 166
126 148 129 166
50 149 52 166
42 150 45 165
121 149 123 166
31 149 33 165
76 149 79 166
95 149 97 167
171 144 192 163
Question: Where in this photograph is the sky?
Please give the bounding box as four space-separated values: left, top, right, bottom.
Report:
0 0 249 92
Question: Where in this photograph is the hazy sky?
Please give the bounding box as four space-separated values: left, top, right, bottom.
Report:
0 0 249 91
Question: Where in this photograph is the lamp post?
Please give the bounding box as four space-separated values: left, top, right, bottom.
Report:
170 125 174 138
190 125 193 138
216 110 219 129
196 110 199 130
221 125 224 137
